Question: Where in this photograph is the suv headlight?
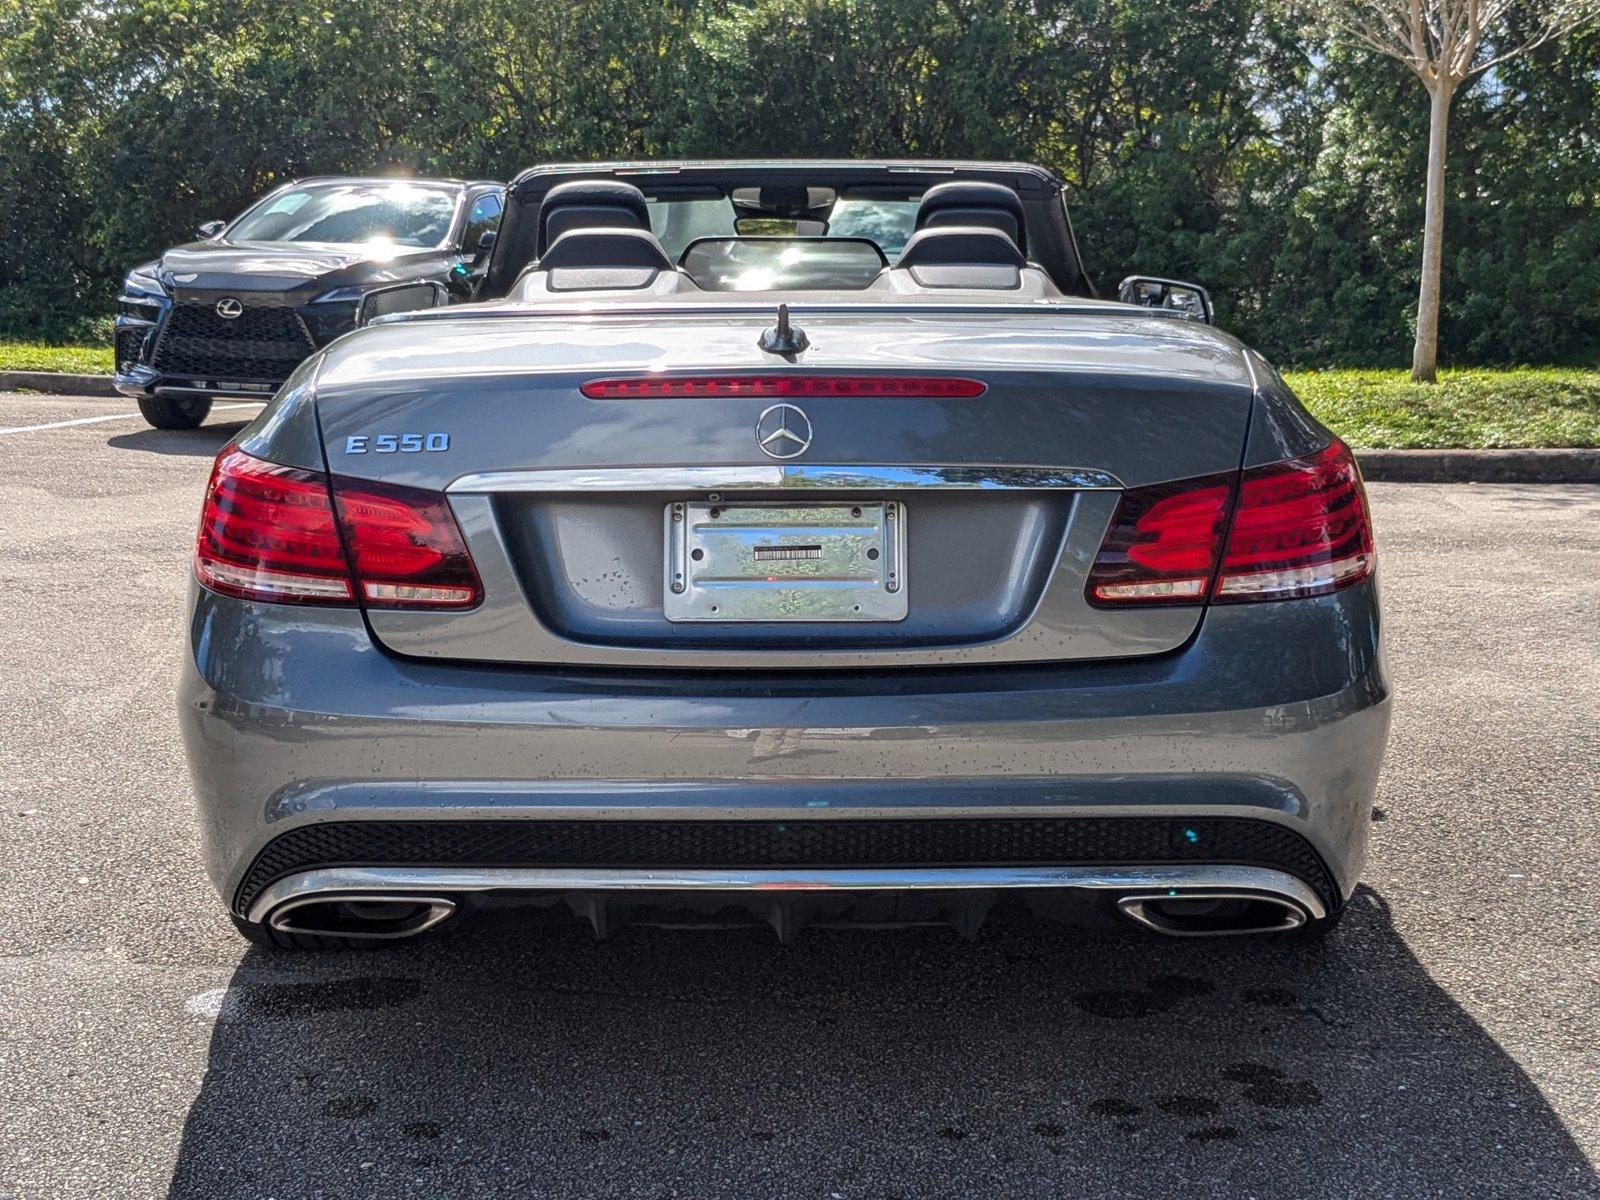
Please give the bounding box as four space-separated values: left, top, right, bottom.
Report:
123 267 167 298
310 286 365 304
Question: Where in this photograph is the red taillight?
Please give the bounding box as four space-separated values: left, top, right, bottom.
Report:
580 374 986 399
1214 439 1374 602
196 449 353 604
330 478 482 608
1086 439 1374 607
195 448 481 610
1085 475 1232 605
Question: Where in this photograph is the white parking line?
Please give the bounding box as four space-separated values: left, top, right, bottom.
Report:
0 401 264 436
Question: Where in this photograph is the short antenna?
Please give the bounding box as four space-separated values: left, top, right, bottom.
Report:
758 303 809 357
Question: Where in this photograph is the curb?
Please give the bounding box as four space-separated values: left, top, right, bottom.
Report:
1357 448 1600 484
0 370 120 398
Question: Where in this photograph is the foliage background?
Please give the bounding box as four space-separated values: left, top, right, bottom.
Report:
1 0 1596 366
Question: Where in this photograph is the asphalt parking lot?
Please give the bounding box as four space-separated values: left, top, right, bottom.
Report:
0 390 1596 1199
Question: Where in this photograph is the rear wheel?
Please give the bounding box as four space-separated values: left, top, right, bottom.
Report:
137 394 212 429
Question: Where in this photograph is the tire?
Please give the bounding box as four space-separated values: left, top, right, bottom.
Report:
137 394 212 430
229 913 389 952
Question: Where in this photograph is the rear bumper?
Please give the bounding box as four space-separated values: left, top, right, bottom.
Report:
180 578 1390 922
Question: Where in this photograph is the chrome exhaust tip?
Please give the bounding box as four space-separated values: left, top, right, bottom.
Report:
1116 891 1308 937
267 894 457 941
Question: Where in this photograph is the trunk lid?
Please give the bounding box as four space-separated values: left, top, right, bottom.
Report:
312 308 1254 668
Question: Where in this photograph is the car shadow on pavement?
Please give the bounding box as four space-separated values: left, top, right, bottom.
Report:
166 887 1596 1199
107 422 250 457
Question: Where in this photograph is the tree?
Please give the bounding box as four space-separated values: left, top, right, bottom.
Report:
5 0 1598 364
1303 0 1598 380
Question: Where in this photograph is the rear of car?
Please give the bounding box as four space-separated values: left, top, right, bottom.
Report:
179 304 1389 947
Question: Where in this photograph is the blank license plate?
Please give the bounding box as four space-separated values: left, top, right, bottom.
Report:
664 501 907 622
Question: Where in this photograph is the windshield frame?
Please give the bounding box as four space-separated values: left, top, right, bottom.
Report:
221 180 467 251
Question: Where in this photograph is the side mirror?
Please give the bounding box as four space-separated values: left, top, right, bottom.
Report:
357 281 448 327
1118 276 1213 325
472 229 498 261
197 220 226 240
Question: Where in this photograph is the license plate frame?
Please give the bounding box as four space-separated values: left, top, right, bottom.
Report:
664 500 907 623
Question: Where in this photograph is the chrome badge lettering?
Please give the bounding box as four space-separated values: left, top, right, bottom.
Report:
345 433 450 455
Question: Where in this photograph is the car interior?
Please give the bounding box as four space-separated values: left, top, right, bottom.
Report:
504 178 1065 301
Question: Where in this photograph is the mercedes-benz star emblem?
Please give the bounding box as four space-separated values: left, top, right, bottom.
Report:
755 403 813 459
215 297 243 320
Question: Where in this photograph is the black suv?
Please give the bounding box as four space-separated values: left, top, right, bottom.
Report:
115 176 504 428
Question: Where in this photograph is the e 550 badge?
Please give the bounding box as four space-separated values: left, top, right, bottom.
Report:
345 433 450 454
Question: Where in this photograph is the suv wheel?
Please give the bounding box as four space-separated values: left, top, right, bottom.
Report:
137 394 212 429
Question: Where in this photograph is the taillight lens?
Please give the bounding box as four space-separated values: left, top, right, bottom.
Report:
1214 439 1374 602
1086 439 1374 607
196 449 353 603
330 478 482 608
580 375 986 398
196 447 481 609
1085 475 1232 605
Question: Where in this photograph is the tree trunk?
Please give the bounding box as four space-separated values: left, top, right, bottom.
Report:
1411 79 1453 384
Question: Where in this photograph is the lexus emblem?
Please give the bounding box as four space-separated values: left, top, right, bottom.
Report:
215 297 244 320
755 403 813 459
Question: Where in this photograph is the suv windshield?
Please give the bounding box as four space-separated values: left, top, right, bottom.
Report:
227 183 458 248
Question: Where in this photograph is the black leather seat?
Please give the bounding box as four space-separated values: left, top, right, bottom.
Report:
892 226 1025 289
536 180 651 257
538 227 675 291
913 181 1026 250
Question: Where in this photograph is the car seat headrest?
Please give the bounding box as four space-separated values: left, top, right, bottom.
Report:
893 226 1025 289
913 181 1025 248
537 180 650 256
538 226 674 291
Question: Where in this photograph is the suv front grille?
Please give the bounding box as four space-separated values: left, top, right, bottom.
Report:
151 301 315 382
234 817 1338 916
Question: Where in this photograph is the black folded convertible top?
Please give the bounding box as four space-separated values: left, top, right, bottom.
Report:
480 160 1093 299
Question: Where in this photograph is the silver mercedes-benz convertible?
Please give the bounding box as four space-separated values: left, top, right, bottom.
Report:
180 160 1390 948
